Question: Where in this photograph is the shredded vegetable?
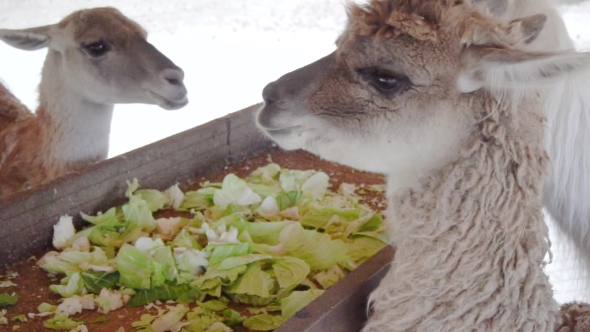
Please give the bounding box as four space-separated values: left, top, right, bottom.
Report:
32 163 388 331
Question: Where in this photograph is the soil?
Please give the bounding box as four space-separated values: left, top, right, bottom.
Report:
0 148 387 332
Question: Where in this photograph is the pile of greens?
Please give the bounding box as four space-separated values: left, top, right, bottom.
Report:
34 163 388 331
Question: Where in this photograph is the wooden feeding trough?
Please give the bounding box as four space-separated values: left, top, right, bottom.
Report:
0 103 394 332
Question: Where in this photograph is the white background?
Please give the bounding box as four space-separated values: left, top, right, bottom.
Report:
1 0 590 304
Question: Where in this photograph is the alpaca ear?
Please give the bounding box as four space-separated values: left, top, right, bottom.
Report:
512 14 547 45
456 46 590 93
0 25 56 51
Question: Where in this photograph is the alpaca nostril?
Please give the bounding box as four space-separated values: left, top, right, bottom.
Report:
262 82 281 106
162 68 185 86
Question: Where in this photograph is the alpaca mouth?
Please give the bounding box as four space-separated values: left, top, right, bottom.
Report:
264 126 303 136
147 91 189 110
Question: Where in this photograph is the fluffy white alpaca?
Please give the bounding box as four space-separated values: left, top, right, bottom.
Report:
256 0 590 330
475 0 590 295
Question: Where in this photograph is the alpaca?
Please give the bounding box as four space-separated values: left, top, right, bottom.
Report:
255 0 590 330
0 7 188 200
474 0 590 296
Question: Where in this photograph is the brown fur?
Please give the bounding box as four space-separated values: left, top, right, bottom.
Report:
0 7 187 201
556 303 590 332
0 83 91 199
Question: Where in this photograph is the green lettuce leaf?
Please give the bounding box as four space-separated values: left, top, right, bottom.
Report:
347 236 387 263
38 247 110 274
226 263 276 298
192 265 248 298
278 223 347 270
207 243 252 265
116 244 163 289
300 172 329 200
171 229 202 250
197 299 228 312
281 289 325 320
43 315 84 330
80 271 120 294
249 163 281 182
0 293 18 307
49 272 85 297
213 174 262 209
274 191 301 211
243 314 284 331
127 283 196 307
178 190 213 211
272 257 310 290
151 304 189 332
135 188 169 212
80 207 118 225
222 309 244 326
298 203 362 230
175 249 209 284
217 254 273 270
313 265 345 289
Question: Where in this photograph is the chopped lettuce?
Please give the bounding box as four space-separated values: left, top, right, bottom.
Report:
313 265 346 289
43 315 84 330
300 172 330 200
38 246 110 275
226 263 276 298
38 165 388 332
222 309 244 326
278 223 348 270
116 244 163 289
243 314 284 331
198 299 228 312
11 314 26 322
179 189 214 211
127 283 197 307
80 271 119 294
151 304 189 332
272 257 310 290
135 188 169 212
49 272 85 297
0 293 18 307
347 236 387 263
214 174 262 209
281 290 325 320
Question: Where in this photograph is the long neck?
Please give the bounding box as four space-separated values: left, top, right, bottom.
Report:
37 50 113 172
365 97 558 332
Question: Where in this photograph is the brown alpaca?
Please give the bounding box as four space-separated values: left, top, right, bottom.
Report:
0 7 188 200
256 0 590 330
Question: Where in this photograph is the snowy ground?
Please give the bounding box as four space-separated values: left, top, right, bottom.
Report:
2 0 590 304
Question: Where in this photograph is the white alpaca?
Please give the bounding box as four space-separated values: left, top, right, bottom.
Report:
0 7 188 199
256 0 590 330
474 0 590 295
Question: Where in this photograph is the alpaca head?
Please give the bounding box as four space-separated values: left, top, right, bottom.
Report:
0 7 188 110
256 0 590 182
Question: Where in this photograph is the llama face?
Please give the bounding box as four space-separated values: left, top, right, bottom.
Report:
0 7 188 110
257 8 475 178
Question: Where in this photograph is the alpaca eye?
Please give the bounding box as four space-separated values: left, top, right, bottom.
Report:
374 76 400 91
358 67 410 95
82 41 109 57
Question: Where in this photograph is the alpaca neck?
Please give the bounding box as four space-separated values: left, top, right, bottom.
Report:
365 99 558 332
37 51 113 171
